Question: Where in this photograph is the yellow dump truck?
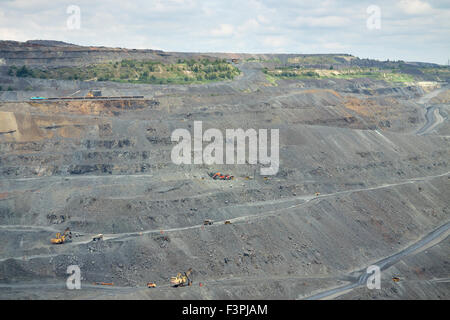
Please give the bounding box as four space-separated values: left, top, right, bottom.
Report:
92 234 104 241
86 90 102 98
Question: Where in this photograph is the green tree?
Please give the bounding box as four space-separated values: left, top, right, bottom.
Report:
16 65 32 77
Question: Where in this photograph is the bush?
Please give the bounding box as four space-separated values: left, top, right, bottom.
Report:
16 65 33 77
304 71 319 77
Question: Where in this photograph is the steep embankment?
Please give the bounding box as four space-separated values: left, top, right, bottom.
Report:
0 77 449 299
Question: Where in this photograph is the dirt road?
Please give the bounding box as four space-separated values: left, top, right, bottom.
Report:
305 221 450 300
1 170 448 262
416 86 448 135
416 106 445 135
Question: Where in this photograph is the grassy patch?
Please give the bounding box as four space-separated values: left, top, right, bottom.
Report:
245 57 282 64
264 73 279 86
8 59 241 85
419 66 450 80
265 67 415 83
287 55 339 65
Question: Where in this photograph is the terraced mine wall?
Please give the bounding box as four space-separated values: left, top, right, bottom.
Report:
0 47 449 299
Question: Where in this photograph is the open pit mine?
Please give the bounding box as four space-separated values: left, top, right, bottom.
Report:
0 40 449 300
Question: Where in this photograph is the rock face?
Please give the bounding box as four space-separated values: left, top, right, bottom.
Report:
0 42 449 300
0 40 165 67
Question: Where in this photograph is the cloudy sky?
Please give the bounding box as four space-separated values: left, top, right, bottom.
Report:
0 0 449 64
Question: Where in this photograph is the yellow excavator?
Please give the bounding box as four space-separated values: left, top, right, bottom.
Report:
51 227 72 244
170 268 193 287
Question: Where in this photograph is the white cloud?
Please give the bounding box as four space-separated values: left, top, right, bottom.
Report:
257 15 269 24
237 19 260 32
0 28 27 41
398 0 433 15
321 41 347 50
202 6 214 16
293 15 350 27
210 24 234 37
0 0 448 63
263 36 288 48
